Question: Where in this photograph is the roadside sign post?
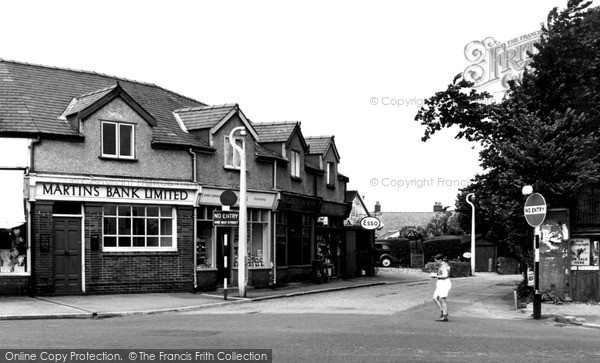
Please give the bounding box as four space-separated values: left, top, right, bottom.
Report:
217 190 238 301
524 192 546 320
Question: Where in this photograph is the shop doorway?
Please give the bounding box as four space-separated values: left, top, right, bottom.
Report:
216 227 234 282
53 217 82 294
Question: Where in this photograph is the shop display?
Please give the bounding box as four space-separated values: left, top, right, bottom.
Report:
0 225 27 274
196 227 213 269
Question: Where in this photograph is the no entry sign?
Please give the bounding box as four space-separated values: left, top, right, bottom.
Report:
524 193 546 227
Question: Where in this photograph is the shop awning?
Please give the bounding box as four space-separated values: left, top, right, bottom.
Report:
0 170 26 229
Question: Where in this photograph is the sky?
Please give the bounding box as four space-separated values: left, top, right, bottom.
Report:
0 0 590 212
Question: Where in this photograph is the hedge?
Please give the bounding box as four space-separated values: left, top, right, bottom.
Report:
422 236 465 262
423 261 472 277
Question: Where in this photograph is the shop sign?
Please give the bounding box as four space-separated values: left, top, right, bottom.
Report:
571 238 590 266
360 216 381 230
213 210 239 226
277 193 321 213
198 187 277 209
32 177 200 206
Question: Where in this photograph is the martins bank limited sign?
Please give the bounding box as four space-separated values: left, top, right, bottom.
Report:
28 175 200 206
463 30 542 90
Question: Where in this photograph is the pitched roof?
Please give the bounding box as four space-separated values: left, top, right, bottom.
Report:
0 59 210 149
378 212 439 235
174 104 237 130
345 190 370 216
305 135 340 161
252 121 298 142
62 85 118 118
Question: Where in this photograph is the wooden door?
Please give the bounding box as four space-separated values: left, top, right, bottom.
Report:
53 217 82 294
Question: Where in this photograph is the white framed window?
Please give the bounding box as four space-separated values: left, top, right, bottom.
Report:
326 162 335 186
102 204 176 251
102 121 134 159
224 136 244 169
290 151 301 178
248 209 270 268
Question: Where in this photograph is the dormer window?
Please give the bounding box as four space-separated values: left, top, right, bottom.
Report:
224 136 244 169
326 162 335 186
290 151 301 178
102 121 134 159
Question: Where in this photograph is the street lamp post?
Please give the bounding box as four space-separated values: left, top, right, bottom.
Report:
229 126 247 297
466 193 476 276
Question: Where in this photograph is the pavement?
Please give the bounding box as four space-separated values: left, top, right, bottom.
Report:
1 268 599 329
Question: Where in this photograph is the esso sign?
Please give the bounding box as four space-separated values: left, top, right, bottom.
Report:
463 252 472 259
360 216 381 230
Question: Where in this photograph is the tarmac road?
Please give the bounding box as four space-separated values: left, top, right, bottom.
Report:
2 271 599 362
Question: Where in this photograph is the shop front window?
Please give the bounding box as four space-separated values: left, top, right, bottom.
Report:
276 213 287 267
0 224 28 275
103 205 176 251
234 209 270 268
197 206 217 269
287 212 313 266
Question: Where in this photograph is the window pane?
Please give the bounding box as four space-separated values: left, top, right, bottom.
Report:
119 124 133 157
103 123 116 155
132 206 145 217
160 219 172 235
118 236 131 247
160 207 172 217
104 205 117 216
147 206 159 217
104 236 116 247
147 219 159 235
118 218 131 234
147 237 159 247
133 237 145 247
161 237 172 247
104 217 116 235
133 218 145 235
118 205 131 216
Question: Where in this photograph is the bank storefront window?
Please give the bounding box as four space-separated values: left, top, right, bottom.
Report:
103 205 176 251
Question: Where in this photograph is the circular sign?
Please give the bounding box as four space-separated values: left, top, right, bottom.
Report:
524 193 546 227
220 190 238 206
463 252 472 259
360 216 381 230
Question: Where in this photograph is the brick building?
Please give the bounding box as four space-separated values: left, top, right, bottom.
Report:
0 59 357 295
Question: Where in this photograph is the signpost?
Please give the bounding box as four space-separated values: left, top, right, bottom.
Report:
524 192 546 319
218 190 238 300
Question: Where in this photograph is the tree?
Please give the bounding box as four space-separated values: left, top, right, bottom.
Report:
398 225 428 241
425 212 463 237
414 0 600 255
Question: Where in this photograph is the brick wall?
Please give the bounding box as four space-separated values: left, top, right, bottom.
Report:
33 201 54 294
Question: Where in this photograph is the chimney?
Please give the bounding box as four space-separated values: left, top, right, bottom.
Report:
433 202 444 212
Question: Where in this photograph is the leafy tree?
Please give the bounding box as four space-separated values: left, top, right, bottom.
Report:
425 212 463 237
398 225 428 241
414 0 600 255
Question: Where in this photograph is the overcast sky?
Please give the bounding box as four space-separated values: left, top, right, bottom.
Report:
1 0 589 212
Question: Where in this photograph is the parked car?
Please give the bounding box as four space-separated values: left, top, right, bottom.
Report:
374 241 400 267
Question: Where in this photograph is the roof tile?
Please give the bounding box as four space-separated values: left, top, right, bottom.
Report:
0 59 210 149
